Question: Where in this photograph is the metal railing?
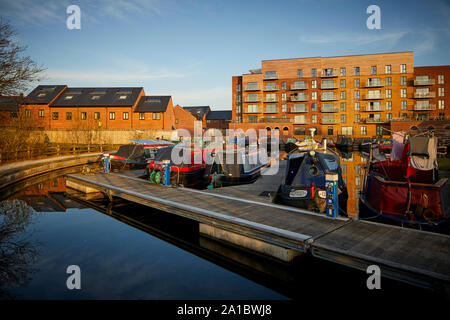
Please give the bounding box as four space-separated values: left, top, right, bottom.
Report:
290 95 308 102
259 118 292 123
290 83 308 90
321 118 340 124
414 92 436 98
413 104 436 111
414 78 435 86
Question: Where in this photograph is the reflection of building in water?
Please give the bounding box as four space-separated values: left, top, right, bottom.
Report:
340 152 367 217
12 177 83 212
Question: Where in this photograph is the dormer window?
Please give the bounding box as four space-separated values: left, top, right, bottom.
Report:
118 95 127 100
64 95 73 100
91 95 101 100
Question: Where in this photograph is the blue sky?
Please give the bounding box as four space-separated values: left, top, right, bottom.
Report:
1 0 449 109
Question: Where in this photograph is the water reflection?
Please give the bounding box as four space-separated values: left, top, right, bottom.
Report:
0 200 39 299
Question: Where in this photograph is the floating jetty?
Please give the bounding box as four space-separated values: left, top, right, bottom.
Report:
65 171 450 292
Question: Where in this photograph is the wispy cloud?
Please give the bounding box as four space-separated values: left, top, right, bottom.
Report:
299 31 408 47
44 69 186 82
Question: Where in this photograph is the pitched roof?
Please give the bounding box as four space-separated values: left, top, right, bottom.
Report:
23 85 67 105
206 110 232 120
0 96 23 111
51 87 143 107
183 106 210 120
134 96 171 113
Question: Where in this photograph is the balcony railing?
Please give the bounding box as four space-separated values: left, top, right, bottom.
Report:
414 78 435 86
264 97 279 103
290 83 308 90
291 106 308 113
263 74 278 80
244 96 260 102
259 118 292 123
413 104 436 111
245 85 260 91
364 117 386 124
362 93 385 100
320 69 338 77
293 119 309 125
263 85 279 91
320 82 338 89
321 118 340 124
244 108 260 113
365 80 384 88
290 95 308 102
363 104 384 112
263 108 278 113
414 92 436 98
321 105 339 113
321 94 338 101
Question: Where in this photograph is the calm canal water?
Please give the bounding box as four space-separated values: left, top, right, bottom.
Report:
0 154 438 300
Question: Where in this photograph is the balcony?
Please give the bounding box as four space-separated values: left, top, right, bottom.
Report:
413 104 436 111
320 69 338 77
264 97 279 103
243 107 260 114
365 80 384 88
263 108 278 114
414 78 435 86
363 104 384 112
244 85 260 91
320 82 338 89
321 118 340 124
263 85 279 91
321 94 338 101
290 83 308 90
290 95 308 102
414 91 436 98
259 117 292 123
244 96 260 102
362 93 385 100
321 105 339 113
263 73 278 80
293 119 309 125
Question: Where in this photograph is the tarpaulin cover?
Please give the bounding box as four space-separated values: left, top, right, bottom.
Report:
110 144 144 161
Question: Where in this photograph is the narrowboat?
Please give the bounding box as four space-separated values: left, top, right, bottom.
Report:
207 148 268 188
273 148 348 216
359 135 450 234
335 135 354 150
108 144 147 169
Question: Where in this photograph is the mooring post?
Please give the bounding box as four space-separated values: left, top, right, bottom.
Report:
325 173 339 218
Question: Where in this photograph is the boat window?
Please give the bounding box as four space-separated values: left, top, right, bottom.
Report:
322 156 339 171
285 156 303 185
308 165 319 176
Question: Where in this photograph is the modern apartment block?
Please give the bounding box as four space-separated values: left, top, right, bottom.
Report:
231 52 450 138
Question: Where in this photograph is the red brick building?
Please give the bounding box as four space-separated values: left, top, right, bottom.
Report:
205 110 232 132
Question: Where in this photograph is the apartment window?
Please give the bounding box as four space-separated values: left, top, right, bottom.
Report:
94 112 100 120
354 66 360 75
38 109 44 118
371 66 377 75
81 112 87 120
121 112 128 120
236 84 241 92
385 65 391 74
297 69 303 78
312 114 317 124
340 67 346 76
354 102 360 111
246 82 258 90
439 87 445 96
354 78 360 88
66 112 72 120
385 77 391 86
246 93 259 102
386 101 392 110
282 92 287 101
400 76 407 86
281 104 287 112
139 113 145 120
236 116 242 123
400 64 406 73
401 100 407 110
439 100 445 109
311 68 317 77
354 90 360 99
400 88 407 98
265 71 277 79
246 104 258 113
109 112 115 120
311 92 317 100
311 103 317 112
340 79 346 88
153 112 161 120
339 102 346 112
294 115 306 124
281 82 286 90
236 94 241 102
361 126 367 135
340 114 346 123
342 127 353 136
355 176 361 186
438 75 444 84
265 104 277 113
386 89 392 99
236 104 241 113
340 91 346 100
247 115 258 123
355 114 360 123
327 127 333 135
52 112 59 120
387 113 392 121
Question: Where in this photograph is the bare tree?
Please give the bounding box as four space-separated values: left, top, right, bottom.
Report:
0 19 45 95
